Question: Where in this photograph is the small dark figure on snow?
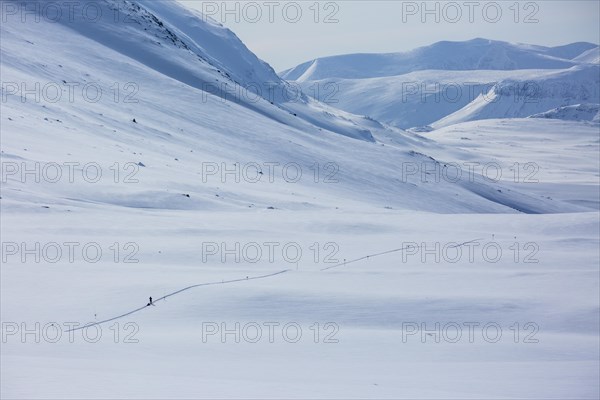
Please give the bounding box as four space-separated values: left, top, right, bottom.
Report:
147 296 153 306
133 118 137 123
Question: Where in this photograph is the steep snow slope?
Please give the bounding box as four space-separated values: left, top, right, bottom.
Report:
292 69 561 129
36 0 374 141
1 0 579 214
431 65 600 128
280 38 595 81
573 46 600 64
2 2 599 399
284 40 599 129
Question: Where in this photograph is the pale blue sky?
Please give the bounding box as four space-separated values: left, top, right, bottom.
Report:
179 1 600 71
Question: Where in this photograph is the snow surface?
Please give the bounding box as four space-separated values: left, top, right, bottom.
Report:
529 104 600 122
1 1 599 399
291 69 575 129
573 46 600 64
280 39 596 81
426 118 600 209
431 65 600 129
284 41 600 129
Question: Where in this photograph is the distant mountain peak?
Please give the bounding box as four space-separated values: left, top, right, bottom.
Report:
280 39 597 81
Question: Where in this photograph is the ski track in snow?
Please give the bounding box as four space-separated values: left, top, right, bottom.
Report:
67 238 483 331
66 269 292 332
2 2 598 398
320 238 484 271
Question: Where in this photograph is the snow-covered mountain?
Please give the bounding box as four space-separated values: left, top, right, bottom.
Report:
280 38 597 81
290 69 548 129
283 39 599 129
45 0 378 141
431 64 600 128
2 2 599 399
573 46 600 64
529 103 600 122
3 0 579 214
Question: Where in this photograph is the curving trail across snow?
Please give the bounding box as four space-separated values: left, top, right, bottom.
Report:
67 238 483 331
66 269 291 332
320 238 483 271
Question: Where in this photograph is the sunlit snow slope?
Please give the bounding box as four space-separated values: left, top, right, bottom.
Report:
1 2 599 399
1 0 581 214
283 40 600 129
280 39 596 81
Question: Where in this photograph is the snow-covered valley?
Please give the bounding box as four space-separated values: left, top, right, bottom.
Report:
1 1 599 399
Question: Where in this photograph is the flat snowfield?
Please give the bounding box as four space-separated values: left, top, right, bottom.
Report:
1 1 599 399
2 209 599 399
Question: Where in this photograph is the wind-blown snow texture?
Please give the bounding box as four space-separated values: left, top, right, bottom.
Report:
1 1 599 399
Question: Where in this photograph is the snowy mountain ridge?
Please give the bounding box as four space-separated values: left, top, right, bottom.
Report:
2 1 599 398
528 103 600 122
280 38 598 81
283 39 600 129
432 64 600 128
37 0 375 141
2 0 593 218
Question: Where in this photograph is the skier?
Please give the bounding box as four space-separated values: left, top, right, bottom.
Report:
147 296 153 306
